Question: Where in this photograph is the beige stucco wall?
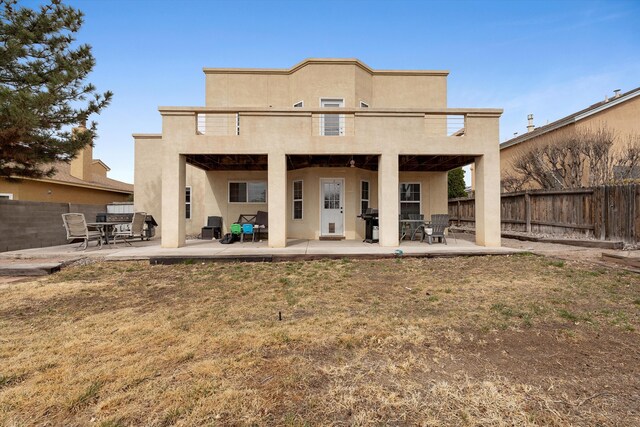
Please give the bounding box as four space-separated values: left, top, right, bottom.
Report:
205 60 447 109
136 59 502 248
0 178 130 205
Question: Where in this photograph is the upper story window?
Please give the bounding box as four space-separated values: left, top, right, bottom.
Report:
0 193 13 200
293 101 304 107
360 101 369 108
320 98 344 136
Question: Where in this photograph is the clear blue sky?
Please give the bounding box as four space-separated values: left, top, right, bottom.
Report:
47 0 640 183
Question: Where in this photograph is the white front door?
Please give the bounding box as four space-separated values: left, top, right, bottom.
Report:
320 178 344 236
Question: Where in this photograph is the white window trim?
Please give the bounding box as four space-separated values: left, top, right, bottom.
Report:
0 193 14 200
359 100 369 108
185 186 192 220
399 182 422 215
228 180 268 204
292 179 303 220
293 100 304 107
320 97 345 136
360 180 370 215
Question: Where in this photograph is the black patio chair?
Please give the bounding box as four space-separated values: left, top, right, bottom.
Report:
255 210 268 240
201 216 223 239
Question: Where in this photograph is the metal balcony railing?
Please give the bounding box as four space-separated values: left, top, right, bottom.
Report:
168 108 500 138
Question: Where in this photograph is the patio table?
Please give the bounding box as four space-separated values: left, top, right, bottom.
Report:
87 221 131 245
399 219 425 241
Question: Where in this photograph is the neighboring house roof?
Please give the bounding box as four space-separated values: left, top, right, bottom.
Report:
501 86 640 150
28 161 133 194
92 159 111 171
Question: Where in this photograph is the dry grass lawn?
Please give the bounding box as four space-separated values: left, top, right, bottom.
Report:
0 254 639 426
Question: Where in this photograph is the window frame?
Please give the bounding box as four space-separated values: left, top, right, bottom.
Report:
319 97 345 136
185 186 192 220
399 182 421 216
292 179 303 220
0 193 13 200
228 180 268 204
360 180 370 215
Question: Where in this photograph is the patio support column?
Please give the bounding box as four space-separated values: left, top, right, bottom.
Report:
268 152 287 248
378 153 399 247
161 152 186 248
475 152 501 247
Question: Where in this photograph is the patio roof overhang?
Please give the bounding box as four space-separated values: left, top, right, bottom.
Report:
185 154 475 172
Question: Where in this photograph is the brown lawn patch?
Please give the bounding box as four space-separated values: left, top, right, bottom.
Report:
0 255 638 426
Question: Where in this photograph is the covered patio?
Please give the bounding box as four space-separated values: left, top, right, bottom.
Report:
0 234 521 263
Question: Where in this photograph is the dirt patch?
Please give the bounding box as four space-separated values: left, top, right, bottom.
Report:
0 255 638 426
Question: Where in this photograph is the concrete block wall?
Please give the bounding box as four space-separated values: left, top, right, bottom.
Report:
0 200 106 252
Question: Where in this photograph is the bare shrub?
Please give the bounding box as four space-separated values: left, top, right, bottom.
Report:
504 125 640 190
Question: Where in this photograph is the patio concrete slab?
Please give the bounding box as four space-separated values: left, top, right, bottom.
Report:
0 237 522 263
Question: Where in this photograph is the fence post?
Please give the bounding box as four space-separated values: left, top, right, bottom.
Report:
525 192 531 233
457 200 461 226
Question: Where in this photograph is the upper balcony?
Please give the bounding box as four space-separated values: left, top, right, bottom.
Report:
158 107 502 156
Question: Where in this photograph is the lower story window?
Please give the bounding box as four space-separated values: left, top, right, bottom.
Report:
185 186 192 219
360 180 369 214
293 180 303 219
399 183 420 216
229 181 267 203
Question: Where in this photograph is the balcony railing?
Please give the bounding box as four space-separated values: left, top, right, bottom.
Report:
160 107 501 139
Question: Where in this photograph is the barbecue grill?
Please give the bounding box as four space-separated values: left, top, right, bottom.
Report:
357 208 379 243
96 213 158 240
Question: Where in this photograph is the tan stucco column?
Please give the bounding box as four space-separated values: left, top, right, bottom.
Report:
378 154 399 247
161 152 186 248
268 153 287 248
475 152 501 247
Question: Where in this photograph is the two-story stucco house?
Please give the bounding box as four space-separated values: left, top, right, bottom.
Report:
133 58 502 248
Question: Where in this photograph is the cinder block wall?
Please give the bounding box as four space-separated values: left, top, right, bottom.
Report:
0 200 106 252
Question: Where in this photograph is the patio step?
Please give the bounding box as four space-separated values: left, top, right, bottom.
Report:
0 262 63 276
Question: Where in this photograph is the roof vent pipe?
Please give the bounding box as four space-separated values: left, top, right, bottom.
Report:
613 89 621 98
527 114 535 133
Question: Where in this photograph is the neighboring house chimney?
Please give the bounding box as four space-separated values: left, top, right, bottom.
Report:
613 89 621 98
70 123 93 181
527 114 535 133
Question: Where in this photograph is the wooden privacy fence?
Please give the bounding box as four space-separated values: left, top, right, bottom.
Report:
449 184 639 243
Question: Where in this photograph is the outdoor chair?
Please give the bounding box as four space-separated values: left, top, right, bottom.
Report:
421 214 450 245
62 213 103 250
230 223 242 238
241 223 255 242
255 210 268 241
111 211 146 246
201 216 223 239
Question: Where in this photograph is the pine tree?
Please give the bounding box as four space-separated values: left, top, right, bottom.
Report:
0 0 112 179
447 167 467 199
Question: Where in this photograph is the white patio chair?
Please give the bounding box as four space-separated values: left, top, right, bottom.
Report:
111 212 146 246
61 213 103 250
